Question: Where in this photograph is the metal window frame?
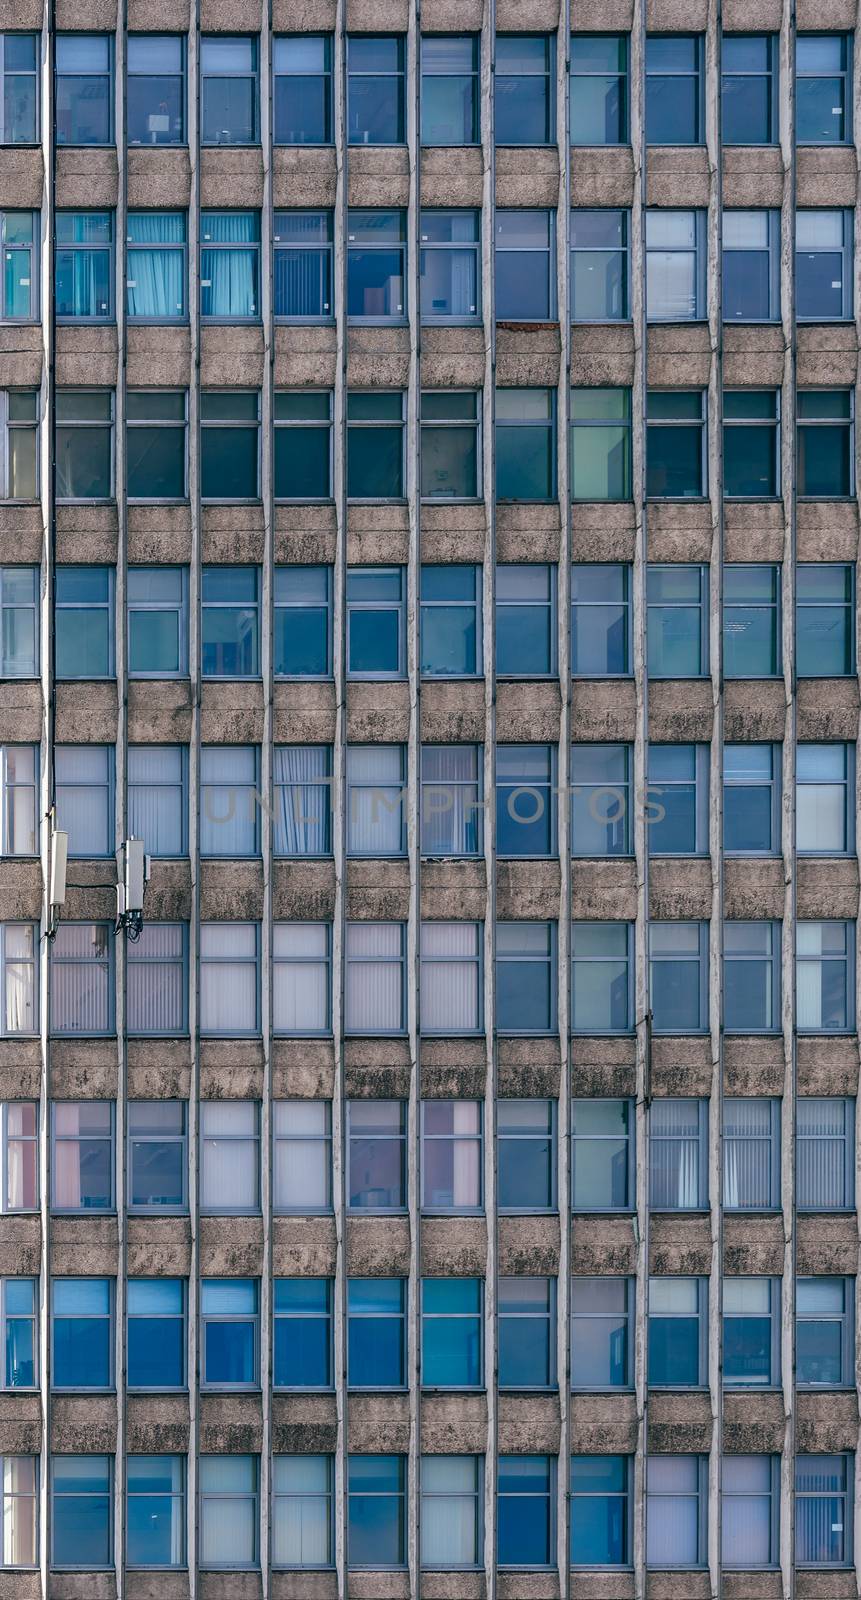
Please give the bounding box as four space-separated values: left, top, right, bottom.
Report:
126 1100 188 1214
497 1276 556 1391
569 33 630 146
722 1275 782 1389
346 742 408 859
420 1276 484 1391
796 1095 855 1211
126 392 189 501
647 1273 709 1387
126 1454 186 1570
272 919 333 1036
345 393 407 499
127 743 188 858
199 33 260 146
495 561 558 677
50 1099 115 1211
495 742 557 860
198 924 262 1038
569 206 631 322
494 33 556 147
50 1454 114 1570
646 561 710 674
200 393 262 502
0 1275 37 1392
570 1274 635 1391
645 398 708 501
720 33 779 145
0 743 38 856
795 206 854 322
723 561 781 676
0 1101 38 1214
796 741 855 855
496 1454 556 1570
723 918 782 1034
419 741 483 857
270 1452 335 1569
419 1453 484 1570
419 36 480 147
272 1276 334 1387
345 1097 407 1211
49 1275 115 1390
126 1276 187 1392
0 388 38 501
796 1277 855 1389
199 743 261 859
723 387 782 496
272 1102 333 1215
345 565 407 678
126 564 189 677
570 740 632 858
569 1452 633 1568
54 391 116 505
494 208 557 321
343 921 408 1036
272 214 334 323
345 33 407 147
795 32 853 146
794 1452 853 1566
419 562 482 679
419 388 481 498
796 559 856 663
648 1097 710 1208
570 561 633 677
0 921 37 1037
0 212 38 320
418 921 483 1037
54 561 115 678
721 210 781 322
570 386 633 502
497 1098 557 1214
721 1454 781 1568
273 564 334 674
723 740 782 856
272 744 333 856
495 918 559 1035
54 32 114 146
571 1097 636 1213
795 918 855 1034
48 923 114 1038
494 390 558 505
55 208 114 322
271 33 334 148
644 32 705 145
796 394 856 501
346 1453 408 1570
200 1277 260 1391
199 211 262 322
346 208 408 325
570 919 635 1036
0 565 38 676
126 209 188 321
419 1097 483 1211
0 34 39 146
54 741 114 858
646 741 710 856
346 1275 408 1390
644 207 707 322
0 1451 38 1568
722 1096 782 1210
125 34 187 148
198 1455 260 1570
200 562 261 677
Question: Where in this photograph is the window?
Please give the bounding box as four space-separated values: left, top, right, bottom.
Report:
797 563 854 673
274 403 333 515
273 36 332 145
797 393 853 497
722 1457 778 1568
348 1279 406 1389
420 923 482 1036
724 564 780 676
201 1279 258 1389
0 568 37 676
796 1278 853 1387
0 214 37 320
346 568 405 676
52 1456 112 1569
0 1278 35 1388
272 1456 333 1569
347 393 405 498
571 1277 633 1388
200 212 260 318
724 391 780 498
127 211 186 319
273 1103 332 1214
420 211 479 321
570 388 632 501
498 1100 555 1211
273 1278 333 1388
273 212 332 322
347 209 406 321
273 746 332 856
421 36 479 145
200 746 259 857
127 1102 186 1211
55 391 114 500
570 209 629 321
346 36 405 145
797 921 853 1031
126 392 186 499
199 1456 258 1569
496 564 556 674
128 746 187 857
55 212 112 320
796 210 853 321
126 922 187 1037
571 1100 634 1211
724 1278 780 1388
498 1278 555 1389
127 568 187 677
127 1456 184 1569
724 744 780 854
647 565 707 676
421 1278 482 1388
421 391 480 498
571 745 631 857
421 745 481 856
798 744 853 854
55 566 114 678
497 1457 553 1568
51 1277 112 1388
201 393 260 499
274 567 332 675
649 1098 708 1208
495 390 556 500
421 1100 482 1210
645 210 705 320
201 37 258 145
571 1456 631 1567
55 35 112 145
570 34 628 144
647 744 709 854
796 35 851 144
421 1456 481 1568
495 211 555 321
797 1099 854 1209
722 35 778 144
649 1277 706 1385
643 1459 704 1568
0 747 36 856
496 922 556 1034
723 1099 781 1208
126 36 185 146
724 921 780 1033
571 921 634 1033
0 36 38 144
495 36 553 144
796 1455 852 1566
571 564 631 675
347 1100 406 1210
50 1102 113 1211
200 1100 259 1212
50 925 112 1035
344 923 406 1033
0 924 36 1036
201 566 260 675
347 745 406 857
347 1456 406 1568
0 1454 36 1566
273 923 331 1035
127 1279 185 1389
420 565 480 676
646 393 706 498
645 35 703 144
722 211 780 321
0 1103 37 1212
497 745 555 857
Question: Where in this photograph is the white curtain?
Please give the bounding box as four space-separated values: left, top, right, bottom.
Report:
421 746 480 855
796 924 825 1028
272 923 329 1032
201 1103 257 1210
273 746 330 856
797 1098 845 1208
50 923 109 1034
200 1455 256 1566
345 923 403 1032
646 1457 698 1567
3 1456 36 1567
3 924 35 1034
127 923 185 1034
645 211 697 319
127 211 185 318
420 922 479 1032
199 924 257 1034
347 746 404 854
723 1099 773 1208
722 1456 770 1565
200 213 258 317
421 1458 477 1565
273 1103 329 1210
200 747 257 856
650 1100 701 1208
55 746 110 857
128 746 184 857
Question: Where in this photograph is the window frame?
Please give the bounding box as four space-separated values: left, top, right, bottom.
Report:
126 565 188 678
126 35 186 148
55 209 114 322
647 1275 708 1388
200 34 259 147
420 1276 484 1391
347 1276 407 1392
126 1100 188 1214
346 566 406 679
346 35 406 147
55 33 114 147
126 1454 186 1570
721 209 781 323
795 1452 853 1567
272 35 333 147
723 1097 782 1210
494 34 555 147
570 919 635 1036
795 1277 854 1389
796 742 854 856
795 33 853 146
420 36 480 147
645 393 708 500
50 1276 114 1392
200 1278 260 1392
271 1453 335 1570
722 1276 781 1391
272 921 332 1037
570 1453 633 1568
0 744 38 856
0 213 38 321
496 919 558 1036
199 1099 261 1215
50 1099 115 1212
346 1097 407 1213
420 1098 483 1212
198 1454 260 1570
55 392 115 504
569 207 631 322
51 1454 113 1571
126 1276 187 1392
420 1454 483 1570
126 209 188 321
497 1276 556 1391
0 566 38 677
272 1102 333 1216
570 1275 635 1391
569 33 630 146
272 1277 334 1390
126 391 188 502
723 918 782 1035
0 35 39 146
497 1454 555 1570
649 921 709 1034
0 1452 37 1568
721 34 779 145
645 207 707 322
645 33 705 146
570 1097 635 1213
0 1102 38 1213
796 919 854 1034
795 207 854 322
649 1097 709 1210
494 208 557 322
0 1275 37 1391
796 1097 855 1211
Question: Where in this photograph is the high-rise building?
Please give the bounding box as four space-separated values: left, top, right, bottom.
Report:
0 2 858 1592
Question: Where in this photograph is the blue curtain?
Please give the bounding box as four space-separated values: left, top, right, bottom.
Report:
127 212 185 318
201 212 258 317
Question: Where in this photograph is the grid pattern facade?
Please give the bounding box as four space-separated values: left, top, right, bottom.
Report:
0 0 859 1596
